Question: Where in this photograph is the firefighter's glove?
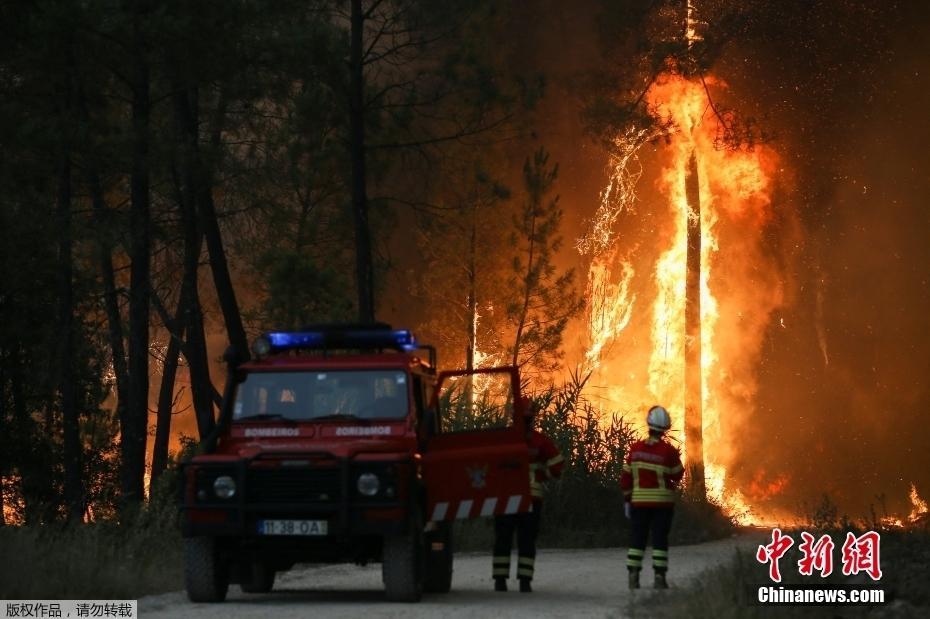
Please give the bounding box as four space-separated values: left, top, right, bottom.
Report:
624 502 632 520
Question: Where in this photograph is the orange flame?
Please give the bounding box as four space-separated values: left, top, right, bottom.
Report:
908 483 929 523
583 73 787 525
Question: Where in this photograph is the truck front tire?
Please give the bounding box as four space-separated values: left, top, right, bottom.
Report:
382 526 424 602
184 537 229 603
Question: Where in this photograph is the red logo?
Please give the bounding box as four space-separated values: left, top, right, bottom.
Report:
756 529 882 582
756 528 794 582
797 532 835 577
841 531 882 581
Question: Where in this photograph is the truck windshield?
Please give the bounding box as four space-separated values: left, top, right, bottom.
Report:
232 370 409 422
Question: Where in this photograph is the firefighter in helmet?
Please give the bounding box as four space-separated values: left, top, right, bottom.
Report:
492 401 564 593
620 405 684 589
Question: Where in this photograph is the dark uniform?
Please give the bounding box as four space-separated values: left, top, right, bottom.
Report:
492 428 564 592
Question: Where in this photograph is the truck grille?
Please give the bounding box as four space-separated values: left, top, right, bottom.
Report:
245 467 342 503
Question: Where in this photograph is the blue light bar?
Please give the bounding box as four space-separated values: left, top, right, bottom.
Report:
263 328 418 353
266 331 325 349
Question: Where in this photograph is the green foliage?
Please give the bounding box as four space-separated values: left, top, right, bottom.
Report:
439 375 515 433
449 372 734 548
413 159 513 369
255 248 354 328
532 372 637 546
506 148 585 374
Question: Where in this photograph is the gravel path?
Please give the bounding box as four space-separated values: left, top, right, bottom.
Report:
140 534 763 618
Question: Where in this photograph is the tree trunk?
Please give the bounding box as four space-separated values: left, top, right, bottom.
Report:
465 203 478 409
151 335 180 483
466 202 478 372
9 349 39 524
181 231 216 440
179 86 249 360
87 174 130 436
0 365 6 526
124 5 151 505
57 138 83 522
684 150 705 496
350 0 375 323
173 84 217 439
511 208 538 368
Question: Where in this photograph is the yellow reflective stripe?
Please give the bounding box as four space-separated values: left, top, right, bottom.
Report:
653 559 668 567
652 549 669 558
626 558 643 567
627 548 645 557
631 492 675 502
667 464 684 474
546 455 564 466
517 567 534 577
518 557 535 566
493 568 509 576
622 463 631 472
631 490 676 498
493 556 510 565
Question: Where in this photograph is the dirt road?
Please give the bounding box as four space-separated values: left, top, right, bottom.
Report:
140 535 761 618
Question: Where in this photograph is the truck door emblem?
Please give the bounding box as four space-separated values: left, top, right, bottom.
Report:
466 465 488 489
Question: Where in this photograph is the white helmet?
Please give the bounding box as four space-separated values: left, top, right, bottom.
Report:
647 405 671 432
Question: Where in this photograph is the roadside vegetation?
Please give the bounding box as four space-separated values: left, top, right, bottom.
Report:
651 499 930 618
0 475 183 599
453 372 735 551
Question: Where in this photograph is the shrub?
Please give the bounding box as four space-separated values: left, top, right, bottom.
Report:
450 370 735 548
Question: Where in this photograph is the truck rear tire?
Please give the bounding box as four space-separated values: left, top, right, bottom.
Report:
240 561 276 594
184 537 229 603
382 526 424 602
423 523 453 593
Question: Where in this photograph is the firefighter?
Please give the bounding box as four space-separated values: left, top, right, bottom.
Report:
492 403 564 593
620 405 684 590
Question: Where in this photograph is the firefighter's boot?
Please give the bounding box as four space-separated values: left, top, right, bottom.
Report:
654 571 669 589
494 577 507 592
519 577 532 593
628 568 640 590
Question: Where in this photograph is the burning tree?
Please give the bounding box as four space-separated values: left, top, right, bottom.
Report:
577 0 786 516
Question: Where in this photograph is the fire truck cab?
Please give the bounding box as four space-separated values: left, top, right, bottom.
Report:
179 324 533 603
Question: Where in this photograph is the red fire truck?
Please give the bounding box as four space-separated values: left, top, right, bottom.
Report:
179 325 533 602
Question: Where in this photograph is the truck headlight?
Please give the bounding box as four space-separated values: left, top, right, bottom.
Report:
213 475 237 499
356 472 380 496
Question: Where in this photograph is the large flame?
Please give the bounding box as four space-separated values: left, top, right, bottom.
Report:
583 73 786 525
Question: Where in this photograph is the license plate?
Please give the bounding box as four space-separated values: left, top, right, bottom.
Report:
258 519 328 536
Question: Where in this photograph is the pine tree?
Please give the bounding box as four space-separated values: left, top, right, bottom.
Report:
507 148 584 375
